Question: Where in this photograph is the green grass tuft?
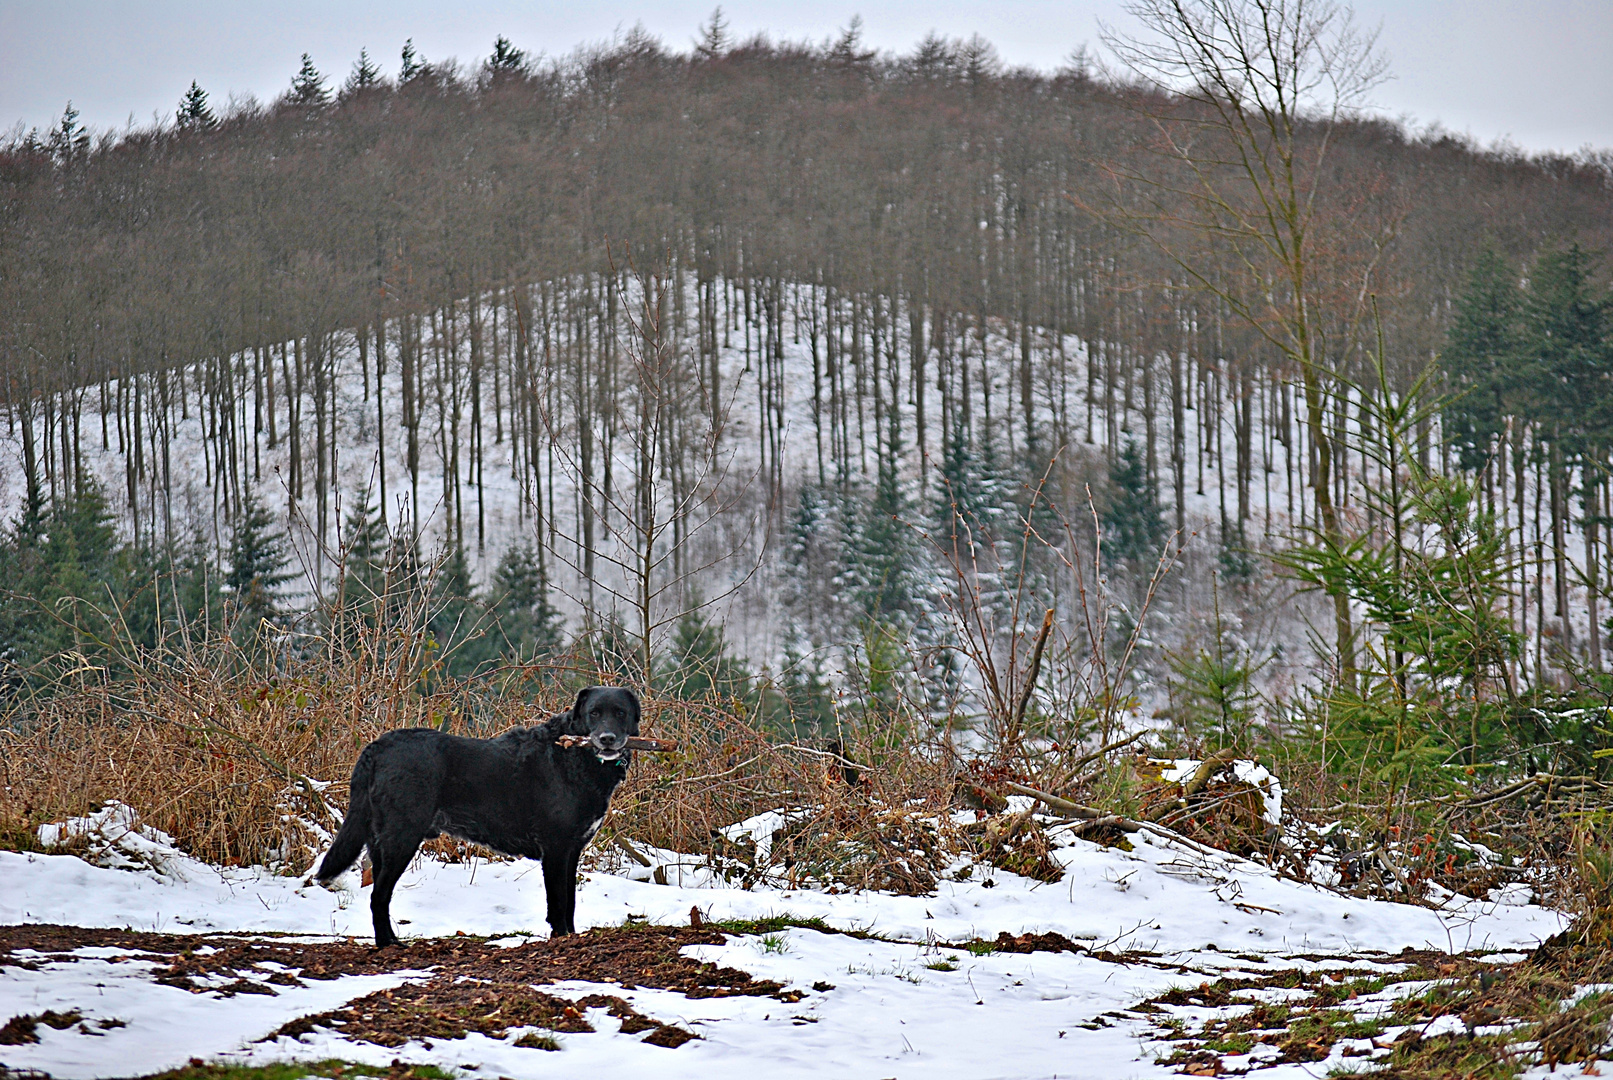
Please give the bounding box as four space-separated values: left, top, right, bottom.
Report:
711 914 834 936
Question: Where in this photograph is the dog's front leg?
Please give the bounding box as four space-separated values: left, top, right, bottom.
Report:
542 844 584 936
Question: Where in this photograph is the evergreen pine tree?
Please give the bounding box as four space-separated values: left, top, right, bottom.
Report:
1521 244 1609 456
774 644 836 737
661 607 748 701
1443 246 1520 470
343 49 381 96
382 531 425 631
125 535 222 650
694 8 730 59
436 547 472 601
47 102 88 165
427 547 502 676
1 480 124 670
176 81 214 131
841 473 922 624
935 419 1013 546
226 492 291 624
339 496 388 609
486 36 526 76
288 54 330 109
399 39 425 83
489 543 563 656
1102 440 1166 564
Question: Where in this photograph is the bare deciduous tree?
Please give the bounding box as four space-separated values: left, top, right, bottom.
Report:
1098 0 1392 679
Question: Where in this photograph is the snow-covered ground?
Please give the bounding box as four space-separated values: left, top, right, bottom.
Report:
0 804 1567 1080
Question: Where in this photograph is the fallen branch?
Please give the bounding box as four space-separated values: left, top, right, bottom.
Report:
1375 846 1414 894
1003 780 1106 819
1066 814 1141 838
614 836 654 867
778 742 866 773
1006 781 1278 870
555 735 679 753
1181 748 1240 799
1146 747 1240 823
984 808 1037 849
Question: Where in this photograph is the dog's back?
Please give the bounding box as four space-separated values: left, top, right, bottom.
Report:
320 727 545 873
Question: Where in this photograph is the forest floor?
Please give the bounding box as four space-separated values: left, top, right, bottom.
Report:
0 805 1583 1080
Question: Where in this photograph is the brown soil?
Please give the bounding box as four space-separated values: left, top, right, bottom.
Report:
0 923 802 1051
990 930 1085 954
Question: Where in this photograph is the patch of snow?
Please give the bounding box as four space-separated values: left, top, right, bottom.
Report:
1158 759 1283 826
0 950 414 1080
0 801 1574 1080
35 801 193 881
717 809 811 866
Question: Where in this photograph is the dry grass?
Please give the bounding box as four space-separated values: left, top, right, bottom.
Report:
0 629 954 889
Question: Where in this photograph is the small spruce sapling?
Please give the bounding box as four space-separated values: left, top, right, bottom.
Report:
1102 440 1166 565
226 492 291 626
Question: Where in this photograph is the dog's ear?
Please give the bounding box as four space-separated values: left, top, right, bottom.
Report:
625 687 642 733
569 686 597 731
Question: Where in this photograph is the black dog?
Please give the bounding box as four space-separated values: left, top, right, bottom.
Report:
315 685 640 947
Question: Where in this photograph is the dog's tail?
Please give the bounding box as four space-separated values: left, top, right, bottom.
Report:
314 755 373 882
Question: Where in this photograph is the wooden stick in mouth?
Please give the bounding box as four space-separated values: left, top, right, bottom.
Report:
555 734 679 753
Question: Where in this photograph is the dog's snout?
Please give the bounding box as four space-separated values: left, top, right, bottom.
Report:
596 731 623 749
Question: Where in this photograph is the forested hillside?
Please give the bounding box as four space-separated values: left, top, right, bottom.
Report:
2 15 1611 710
12 13 1613 1073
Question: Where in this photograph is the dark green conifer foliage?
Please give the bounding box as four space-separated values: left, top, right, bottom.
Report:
661 607 748 701
1217 520 1257 583
376 532 426 638
176 82 214 131
1102 440 1166 564
695 8 731 59
774 646 836 736
399 40 425 82
1 480 121 669
486 36 525 75
436 547 471 600
843 472 922 624
124 537 222 650
489 543 563 657
1 481 226 678
226 492 291 624
425 547 492 677
289 54 330 108
343 49 381 96
1520 244 1610 455
936 420 1010 540
1167 581 1263 749
338 496 388 616
47 102 88 165
1443 246 1519 469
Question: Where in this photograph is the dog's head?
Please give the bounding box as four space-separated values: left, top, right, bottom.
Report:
569 685 641 763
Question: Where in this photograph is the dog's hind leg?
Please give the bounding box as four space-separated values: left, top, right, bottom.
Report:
541 844 584 936
368 833 422 948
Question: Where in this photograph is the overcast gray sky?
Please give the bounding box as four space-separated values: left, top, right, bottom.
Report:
2 1 1610 156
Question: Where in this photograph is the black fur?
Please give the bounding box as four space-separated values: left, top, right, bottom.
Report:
315 685 640 947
